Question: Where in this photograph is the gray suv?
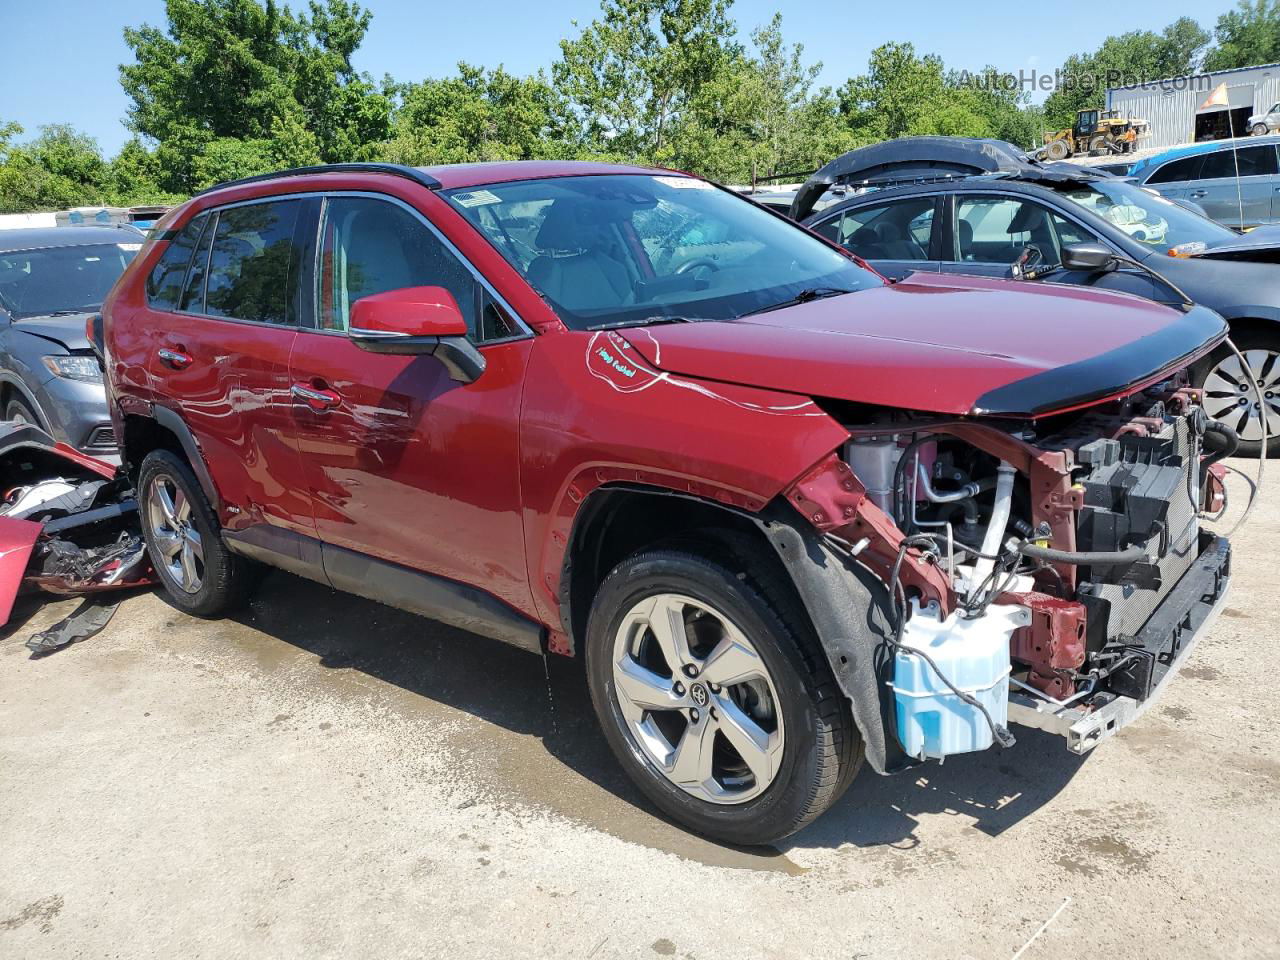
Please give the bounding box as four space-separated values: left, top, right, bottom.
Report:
1132 136 1280 229
0 226 141 457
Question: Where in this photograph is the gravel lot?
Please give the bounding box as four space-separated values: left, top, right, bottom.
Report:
1 460 1275 960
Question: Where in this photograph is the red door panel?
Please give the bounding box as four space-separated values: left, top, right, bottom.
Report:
150 315 313 537
288 335 537 620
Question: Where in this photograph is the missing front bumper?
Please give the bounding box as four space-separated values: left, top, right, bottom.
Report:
1007 534 1231 754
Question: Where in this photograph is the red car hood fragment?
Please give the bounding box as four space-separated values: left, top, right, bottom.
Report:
0 516 41 625
623 273 1227 417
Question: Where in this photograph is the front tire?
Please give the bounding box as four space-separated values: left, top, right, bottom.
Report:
1253 123 1269 136
1197 331 1280 457
585 548 861 845
138 449 249 616
5 395 41 429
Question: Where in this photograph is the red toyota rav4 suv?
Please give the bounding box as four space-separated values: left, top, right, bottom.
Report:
103 161 1234 844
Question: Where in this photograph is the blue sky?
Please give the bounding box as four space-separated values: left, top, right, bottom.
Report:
4 0 1237 155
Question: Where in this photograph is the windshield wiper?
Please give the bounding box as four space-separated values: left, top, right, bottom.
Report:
585 315 710 331
739 287 857 319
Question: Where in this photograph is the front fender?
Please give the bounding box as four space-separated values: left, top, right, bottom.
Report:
520 326 848 632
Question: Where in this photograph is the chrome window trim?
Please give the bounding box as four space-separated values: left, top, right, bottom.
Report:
150 196 311 327
307 190 534 343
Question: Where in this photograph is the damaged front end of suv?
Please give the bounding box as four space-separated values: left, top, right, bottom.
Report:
773 348 1234 773
609 273 1239 778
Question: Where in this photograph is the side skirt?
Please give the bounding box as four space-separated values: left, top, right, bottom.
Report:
223 526 545 655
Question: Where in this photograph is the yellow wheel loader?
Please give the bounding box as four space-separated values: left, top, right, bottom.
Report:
1043 110 1149 161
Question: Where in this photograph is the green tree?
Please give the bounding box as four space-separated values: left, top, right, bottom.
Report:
1204 0 1280 70
670 15 857 183
839 43 989 141
0 124 113 213
383 64 572 165
120 0 390 191
553 0 739 162
1042 18 1210 129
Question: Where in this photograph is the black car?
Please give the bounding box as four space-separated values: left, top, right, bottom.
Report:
795 138 1280 454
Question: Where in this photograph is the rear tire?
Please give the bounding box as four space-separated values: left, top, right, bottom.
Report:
138 449 249 616
1195 329 1280 457
584 547 861 845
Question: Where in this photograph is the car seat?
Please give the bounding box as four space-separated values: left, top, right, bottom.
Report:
957 220 975 261
873 221 925 259
527 199 634 311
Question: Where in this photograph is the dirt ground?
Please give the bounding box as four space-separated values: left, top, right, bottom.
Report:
1 460 1275 960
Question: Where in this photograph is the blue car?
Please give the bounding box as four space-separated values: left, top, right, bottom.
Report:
1130 135 1280 230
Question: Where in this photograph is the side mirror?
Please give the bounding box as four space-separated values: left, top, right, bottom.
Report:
349 285 484 383
1061 242 1117 273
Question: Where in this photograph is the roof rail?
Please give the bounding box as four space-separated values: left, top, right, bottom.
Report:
840 171 988 192
197 162 443 197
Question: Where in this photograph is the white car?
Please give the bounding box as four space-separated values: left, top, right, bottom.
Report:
1250 102 1280 136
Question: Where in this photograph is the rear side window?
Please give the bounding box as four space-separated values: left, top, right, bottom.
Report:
1200 145 1279 179
146 214 208 310
1146 155 1204 184
205 200 303 325
819 198 936 261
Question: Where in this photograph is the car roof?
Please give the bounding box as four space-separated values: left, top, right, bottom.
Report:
418 160 673 190
196 160 683 205
1132 135 1280 176
0 225 142 253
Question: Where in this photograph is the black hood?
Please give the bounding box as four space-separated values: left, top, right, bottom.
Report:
1192 225 1280 264
11 312 93 351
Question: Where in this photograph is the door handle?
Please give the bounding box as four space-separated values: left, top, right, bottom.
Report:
157 347 192 370
1190 190 1208 198
291 383 341 411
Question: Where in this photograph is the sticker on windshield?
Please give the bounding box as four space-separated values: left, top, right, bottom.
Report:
654 176 711 189
453 190 501 208
117 243 143 251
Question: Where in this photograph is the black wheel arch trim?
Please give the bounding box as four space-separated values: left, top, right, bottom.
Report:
561 483 905 775
146 405 224 515
0 372 51 429
755 500 911 777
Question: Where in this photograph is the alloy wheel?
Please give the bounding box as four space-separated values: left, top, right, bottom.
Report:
1202 349 1280 443
611 593 785 804
146 474 204 594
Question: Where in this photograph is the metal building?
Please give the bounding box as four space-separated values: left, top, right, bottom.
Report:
1107 62 1280 150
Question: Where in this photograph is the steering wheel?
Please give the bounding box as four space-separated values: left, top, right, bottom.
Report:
675 257 720 278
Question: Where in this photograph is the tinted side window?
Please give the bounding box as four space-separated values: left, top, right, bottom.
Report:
955 196 1057 264
1200 145 1279 179
205 200 302 325
1147 155 1204 184
179 216 215 312
146 214 207 310
316 196 504 340
828 198 936 261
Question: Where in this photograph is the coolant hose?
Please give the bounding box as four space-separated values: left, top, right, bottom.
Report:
968 461 1016 600
1017 542 1147 566
1200 419 1239 487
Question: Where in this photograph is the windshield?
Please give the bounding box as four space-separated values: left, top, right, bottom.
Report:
0 242 139 319
1057 180 1236 252
444 174 880 329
